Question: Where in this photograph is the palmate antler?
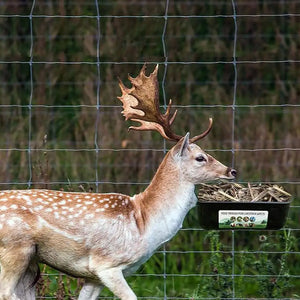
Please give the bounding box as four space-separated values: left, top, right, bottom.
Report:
118 64 213 143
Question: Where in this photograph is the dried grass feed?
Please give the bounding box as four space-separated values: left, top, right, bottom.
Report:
198 183 291 203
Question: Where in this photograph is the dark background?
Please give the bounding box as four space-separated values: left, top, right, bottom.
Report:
0 1 299 298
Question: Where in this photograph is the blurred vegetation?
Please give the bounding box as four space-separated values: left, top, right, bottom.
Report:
0 0 299 299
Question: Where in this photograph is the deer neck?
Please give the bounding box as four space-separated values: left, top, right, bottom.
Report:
134 152 197 248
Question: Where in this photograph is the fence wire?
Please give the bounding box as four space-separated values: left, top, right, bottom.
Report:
0 0 299 299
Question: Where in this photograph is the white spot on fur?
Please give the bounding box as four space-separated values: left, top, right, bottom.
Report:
85 213 94 219
0 206 7 211
23 195 32 205
10 204 18 209
74 210 83 217
7 217 22 227
34 205 44 211
59 200 66 205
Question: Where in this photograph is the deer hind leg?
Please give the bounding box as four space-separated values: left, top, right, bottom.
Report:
0 243 36 300
15 262 39 300
78 281 103 300
97 268 137 300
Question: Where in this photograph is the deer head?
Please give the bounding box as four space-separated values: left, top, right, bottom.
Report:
171 132 236 183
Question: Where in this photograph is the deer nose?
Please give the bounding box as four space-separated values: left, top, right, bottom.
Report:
229 168 237 178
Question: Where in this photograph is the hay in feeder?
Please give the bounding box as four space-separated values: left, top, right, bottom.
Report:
198 182 291 203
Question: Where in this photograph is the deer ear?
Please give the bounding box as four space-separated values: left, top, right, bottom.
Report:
179 132 190 157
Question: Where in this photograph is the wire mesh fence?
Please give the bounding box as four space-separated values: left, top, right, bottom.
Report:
0 0 299 299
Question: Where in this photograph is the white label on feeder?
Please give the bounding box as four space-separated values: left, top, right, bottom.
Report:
218 210 269 229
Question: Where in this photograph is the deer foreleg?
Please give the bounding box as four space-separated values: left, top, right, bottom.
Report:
78 281 103 300
97 268 137 300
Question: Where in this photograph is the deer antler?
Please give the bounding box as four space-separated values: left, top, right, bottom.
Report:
118 64 213 142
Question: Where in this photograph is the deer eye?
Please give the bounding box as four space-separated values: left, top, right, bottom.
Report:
196 155 206 162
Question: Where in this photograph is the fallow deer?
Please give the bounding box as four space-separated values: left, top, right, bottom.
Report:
0 65 236 300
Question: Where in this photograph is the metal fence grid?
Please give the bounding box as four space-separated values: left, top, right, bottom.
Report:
0 0 299 299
